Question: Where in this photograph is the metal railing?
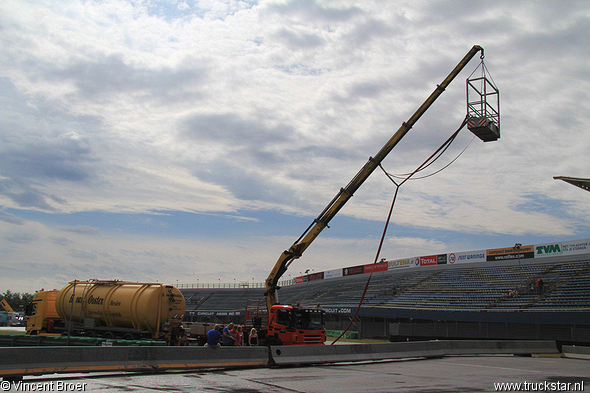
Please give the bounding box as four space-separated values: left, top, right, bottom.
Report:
176 279 294 290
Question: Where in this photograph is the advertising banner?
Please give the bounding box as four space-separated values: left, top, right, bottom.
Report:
294 276 304 284
535 238 590 258
343 265 364 276
187 311 244 317
561 238 590 254
323 307 354 315
387 258 413 269
363 262 388 273
307 272 324 281
324 269 343 279
302 237 590 283
448 250 486 264
418 255 437 267
487 245 535 262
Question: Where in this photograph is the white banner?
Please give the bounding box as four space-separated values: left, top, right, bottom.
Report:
447 250 486 264
324 268 343 279
535 238 590 258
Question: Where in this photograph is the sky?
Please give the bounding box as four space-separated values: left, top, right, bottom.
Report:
1 0 589 294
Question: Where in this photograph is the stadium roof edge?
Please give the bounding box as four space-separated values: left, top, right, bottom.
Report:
553 176 590 192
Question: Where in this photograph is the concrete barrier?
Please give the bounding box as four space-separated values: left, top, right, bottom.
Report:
437 340 558 356
0 346 269 378
269 340 558 366
562 345 590 360
0 340 559 379
268 341 444 366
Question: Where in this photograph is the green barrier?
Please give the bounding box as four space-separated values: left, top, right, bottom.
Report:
326 330 358 339
0 335 168 347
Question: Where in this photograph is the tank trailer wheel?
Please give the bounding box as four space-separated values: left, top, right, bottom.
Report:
102 332 115 340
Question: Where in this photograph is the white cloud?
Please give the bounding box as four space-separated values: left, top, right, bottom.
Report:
1 0 589 293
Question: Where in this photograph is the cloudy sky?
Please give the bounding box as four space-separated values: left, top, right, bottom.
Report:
1 0 589 294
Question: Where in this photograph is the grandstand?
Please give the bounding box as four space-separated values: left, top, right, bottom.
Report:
180 241 590 345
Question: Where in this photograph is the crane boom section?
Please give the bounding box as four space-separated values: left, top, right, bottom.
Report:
265 45 484 312
1 299 15 313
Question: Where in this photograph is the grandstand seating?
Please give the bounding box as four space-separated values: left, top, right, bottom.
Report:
182 258 590 314
183 288 265 312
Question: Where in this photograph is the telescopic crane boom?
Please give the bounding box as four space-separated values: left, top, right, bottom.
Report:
1 299 15 313
265 45 488 313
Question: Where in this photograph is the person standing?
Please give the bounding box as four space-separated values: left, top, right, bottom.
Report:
237 325 244 346
249 328 259 346
231 324 241 346
222 323 234 346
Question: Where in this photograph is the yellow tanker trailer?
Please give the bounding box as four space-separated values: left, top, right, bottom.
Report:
26 280 185 344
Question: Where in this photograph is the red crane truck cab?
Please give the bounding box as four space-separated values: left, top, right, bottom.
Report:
266 303 325 345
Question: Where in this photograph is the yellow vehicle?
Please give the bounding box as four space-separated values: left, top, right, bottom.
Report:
26 280 186 344
258 45 497 345
25 290 60 334
1 299 14 313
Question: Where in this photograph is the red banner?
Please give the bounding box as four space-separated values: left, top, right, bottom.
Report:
363 262 388 273
343 266 364 276
419 255 437 266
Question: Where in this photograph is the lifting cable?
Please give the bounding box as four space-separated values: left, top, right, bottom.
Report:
331 116 470 345
468 56 497 90
385 132 475 181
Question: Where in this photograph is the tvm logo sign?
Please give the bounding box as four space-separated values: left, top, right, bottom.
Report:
536 244 562 256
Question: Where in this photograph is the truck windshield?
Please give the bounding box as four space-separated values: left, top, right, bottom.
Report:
26 302 37 316
293 309 324 330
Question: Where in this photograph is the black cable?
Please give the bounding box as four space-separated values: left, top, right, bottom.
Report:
330 116 469 345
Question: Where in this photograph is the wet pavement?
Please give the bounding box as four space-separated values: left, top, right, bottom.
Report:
4 355 588 392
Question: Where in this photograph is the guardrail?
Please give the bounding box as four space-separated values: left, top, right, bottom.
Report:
0 340 558 380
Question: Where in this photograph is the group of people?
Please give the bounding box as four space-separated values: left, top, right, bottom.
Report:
502 289 521 298
205 322 259 348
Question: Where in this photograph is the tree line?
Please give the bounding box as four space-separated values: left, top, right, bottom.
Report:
1 290 34 312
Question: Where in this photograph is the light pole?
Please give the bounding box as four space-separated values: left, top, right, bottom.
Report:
514 243 522 271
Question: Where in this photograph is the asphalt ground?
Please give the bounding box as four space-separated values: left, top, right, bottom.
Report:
3 354 588 393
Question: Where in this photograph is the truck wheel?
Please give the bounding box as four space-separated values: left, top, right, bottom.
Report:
85 331 97 337
103 332 115 339
123 333 136 341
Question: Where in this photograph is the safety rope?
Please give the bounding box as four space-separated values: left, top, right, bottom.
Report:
330 116 470 345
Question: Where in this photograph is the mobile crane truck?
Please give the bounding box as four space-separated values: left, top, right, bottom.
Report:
248 45 499 345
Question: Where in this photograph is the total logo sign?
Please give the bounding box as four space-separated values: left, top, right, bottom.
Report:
416 255 437 267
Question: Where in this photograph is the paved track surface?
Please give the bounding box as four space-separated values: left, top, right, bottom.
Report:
5 355 588 392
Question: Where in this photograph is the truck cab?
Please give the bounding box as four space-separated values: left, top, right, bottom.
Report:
25 290 60 335
267 304 325 345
